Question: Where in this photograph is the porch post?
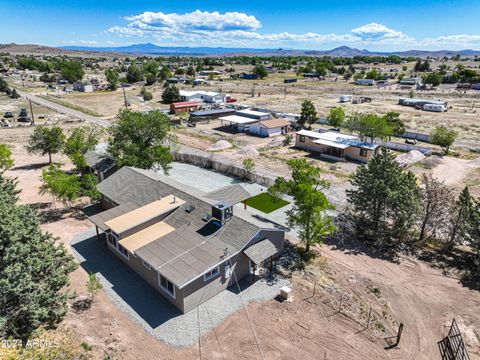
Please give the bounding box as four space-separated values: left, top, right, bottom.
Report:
270 256 273 273
95 226 100 241
251 263 256 283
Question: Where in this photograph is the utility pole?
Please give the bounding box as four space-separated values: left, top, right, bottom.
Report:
28 99 35 126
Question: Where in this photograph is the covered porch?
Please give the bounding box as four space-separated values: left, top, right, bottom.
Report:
85 202 139 240
243 238 282 283
312 138 350 161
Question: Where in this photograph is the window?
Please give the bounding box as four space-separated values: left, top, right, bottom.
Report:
143 261 151 270
359 148 368 157
299 135 306 143
107 231 118 248
204 266 220 281
159 274 175 298
117 244 129 260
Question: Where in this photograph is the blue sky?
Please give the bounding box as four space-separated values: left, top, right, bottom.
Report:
2 0 480 50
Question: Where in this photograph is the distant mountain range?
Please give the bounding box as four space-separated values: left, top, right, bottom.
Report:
2 43 480 57
60 43 480 57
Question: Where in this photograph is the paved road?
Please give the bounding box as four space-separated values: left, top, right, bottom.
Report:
18 89 111 128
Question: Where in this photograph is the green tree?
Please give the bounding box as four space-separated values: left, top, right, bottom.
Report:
27 126 65 164
327 107 345 128
347 150 420 249
242 158 255 182
383 112 405 137
430 126 457 154
252 64 268 79
269 158 334 253
141 87 153 101
144 60 159 85
64 127 101 172
126 64 144 83
162 84 181 103
344 113 392 143
423 72 443 87
298 100 317 129
448 187 474 250
61 60 84 83
468 201 480 266
186 66 196 77
86 273 103 302
159 65 172 80
108 109 174 172
0 179 77 341
105 68 119 90
40 164 81 206
0 143 14 172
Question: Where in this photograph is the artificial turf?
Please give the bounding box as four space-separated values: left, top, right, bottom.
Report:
244 192 289 214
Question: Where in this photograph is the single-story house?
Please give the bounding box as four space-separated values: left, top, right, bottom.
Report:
88 167 285 313
355 79 376 86
399 77 423 86
398 98 447 108
170 101 199 114
73 82 94 92
179 90 226 103
249 118 290 137
219 115 259 133
85 150 118 182
295 130 380 163
236 109 271 121
189 109 237 122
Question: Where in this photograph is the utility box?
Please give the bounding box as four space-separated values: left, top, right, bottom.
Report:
280 285 292 300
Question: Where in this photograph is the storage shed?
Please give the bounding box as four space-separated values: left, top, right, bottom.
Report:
170 101 199 114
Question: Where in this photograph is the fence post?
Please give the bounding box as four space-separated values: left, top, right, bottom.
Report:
366 307 372 329
338 292 344 313
313 280 317 297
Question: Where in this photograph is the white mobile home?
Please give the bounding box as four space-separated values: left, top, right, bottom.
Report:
339 95 353 103
423 103 447 112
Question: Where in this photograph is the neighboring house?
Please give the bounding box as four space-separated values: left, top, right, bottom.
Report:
85 150 118 182
236 109 271 121
398 98 447 108
249 118 289 137
399 77 423 87
170 101 199 114
355 79 376 86
87 167 285 313
189 109 237 122
295 130 380 163
73 82 94 92
219 115 260 133
179 90 226 103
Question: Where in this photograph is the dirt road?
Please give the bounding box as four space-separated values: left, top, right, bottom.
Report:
17 89 112 128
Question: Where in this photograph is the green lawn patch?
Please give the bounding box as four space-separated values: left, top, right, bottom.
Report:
245 192 289 214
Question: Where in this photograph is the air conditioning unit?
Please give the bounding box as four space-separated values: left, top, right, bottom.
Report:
212 202 233 224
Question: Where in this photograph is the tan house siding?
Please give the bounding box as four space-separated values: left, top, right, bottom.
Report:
344 146 378 163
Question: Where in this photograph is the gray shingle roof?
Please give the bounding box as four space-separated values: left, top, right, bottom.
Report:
243 238 281 265
205 184 251 205
96 166 262 288
85 150 116 173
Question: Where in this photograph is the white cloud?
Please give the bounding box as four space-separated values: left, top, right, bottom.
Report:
62 40 98 45
103 10 480 50
125 10 261 32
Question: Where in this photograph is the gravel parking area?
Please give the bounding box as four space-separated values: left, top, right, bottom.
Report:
71 228 290 348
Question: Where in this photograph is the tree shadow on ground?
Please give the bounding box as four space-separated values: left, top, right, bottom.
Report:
418 248 480 291
30 203 87 224
11 162 60 171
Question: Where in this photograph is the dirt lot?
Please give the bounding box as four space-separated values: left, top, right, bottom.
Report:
1 125 479 359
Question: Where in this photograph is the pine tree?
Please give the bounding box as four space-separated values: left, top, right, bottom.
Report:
448 187 474 249
347 150 420 249
0 177 77 341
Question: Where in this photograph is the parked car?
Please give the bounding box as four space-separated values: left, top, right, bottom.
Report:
17 115 31 123
3 111 13 118
19 108 28 117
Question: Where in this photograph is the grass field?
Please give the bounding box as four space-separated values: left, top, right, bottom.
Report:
245 193 289 213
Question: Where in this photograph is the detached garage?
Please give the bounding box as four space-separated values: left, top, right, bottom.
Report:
249 118 289 137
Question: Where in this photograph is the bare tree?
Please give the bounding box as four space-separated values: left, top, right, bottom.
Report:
418 174 453 244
